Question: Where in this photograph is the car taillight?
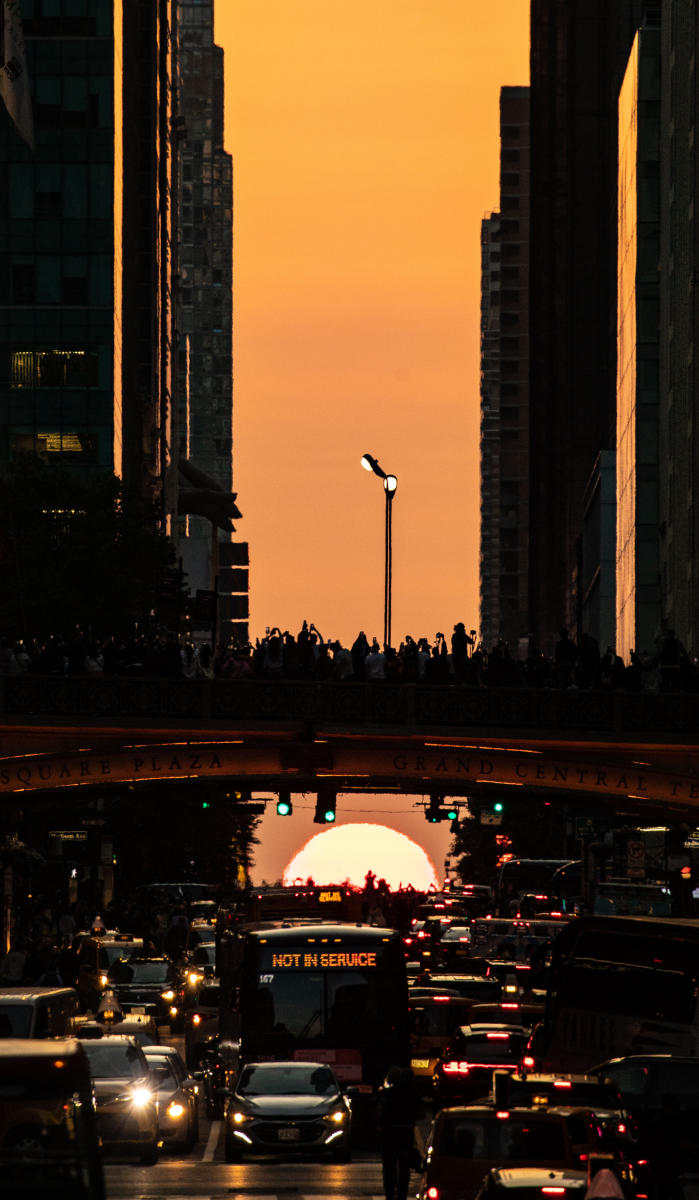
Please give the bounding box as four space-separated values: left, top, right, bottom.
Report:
427 1189 439 1200
443 1061 470 1075
552 1080 572 1089
486 1032 510 1039
192 1013 202 1025
522 1055 535 1069
541 1190 566 1195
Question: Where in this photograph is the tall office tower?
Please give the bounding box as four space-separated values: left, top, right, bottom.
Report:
659 1 699 655
479 214 501 650
121 0 178 528
528 1 647 656
175 0 247 647
616 25 661 664
0 0 177 530
479 88 530 655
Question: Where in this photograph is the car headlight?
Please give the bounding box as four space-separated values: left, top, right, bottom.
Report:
130 1086 154 1109
99 973 109 988
188 971 202 985
167 1102 185 1119
161 989 175 1001
230 1111 251 1124
325 1109 347 1124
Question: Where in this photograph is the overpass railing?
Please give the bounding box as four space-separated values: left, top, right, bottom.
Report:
1 677 698 736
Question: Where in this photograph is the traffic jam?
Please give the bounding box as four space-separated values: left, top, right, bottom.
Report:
0 873 697 1199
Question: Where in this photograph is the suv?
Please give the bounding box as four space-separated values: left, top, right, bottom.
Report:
418 1105 626 1200
78 1035 159 1163
107 957 184 1026
433 1024 529 1109
409 995 476 1093
593 1055 699 1117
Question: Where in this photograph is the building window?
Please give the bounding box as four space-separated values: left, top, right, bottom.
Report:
10 431 97 463
8 350 99 388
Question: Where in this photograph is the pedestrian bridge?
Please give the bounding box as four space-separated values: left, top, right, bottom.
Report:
1 676 699 818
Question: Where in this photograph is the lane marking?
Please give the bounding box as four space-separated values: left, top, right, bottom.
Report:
203 1118 221 1161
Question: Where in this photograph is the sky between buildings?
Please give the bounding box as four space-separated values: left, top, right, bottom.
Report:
215 0 530 650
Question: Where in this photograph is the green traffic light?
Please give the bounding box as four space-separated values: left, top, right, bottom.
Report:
493 801 504 813
201 800 211 810
324 809 336 823
277 799 292 816
446 806 458 821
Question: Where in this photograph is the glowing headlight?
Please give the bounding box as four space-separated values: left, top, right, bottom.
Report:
161 989 175 1001
325 1109 346 1124
99 974 108 988
188 971 202 985
130 1086 153 1108
192 1013 202 1026
169 1006 178 1016
167 1102 185 1119
231 1111 251 1124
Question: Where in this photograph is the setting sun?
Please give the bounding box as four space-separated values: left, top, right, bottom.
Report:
282 822 440 891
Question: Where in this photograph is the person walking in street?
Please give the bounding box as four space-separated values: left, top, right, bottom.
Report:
377 1066 421 1200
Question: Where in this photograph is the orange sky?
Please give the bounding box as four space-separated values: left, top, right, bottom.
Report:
215 1 530 649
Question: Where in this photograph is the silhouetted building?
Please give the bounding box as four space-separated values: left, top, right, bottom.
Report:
616 23 661 662
528 0 648 655
175 0 246 646
659 0 699 655
480 87 530 655
0 0 178 531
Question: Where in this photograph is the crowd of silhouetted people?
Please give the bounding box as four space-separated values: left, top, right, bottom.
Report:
0 622 697 692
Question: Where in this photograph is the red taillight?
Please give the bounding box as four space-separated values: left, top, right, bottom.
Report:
542 1190 566 1195
427 1188 439 1199
486 1032 510 1040
522 1055 535 1068
501 1002 519 1009
495 1110 510 1119
433 995 451 1002
192 1013 202 1025
552 1080 572 1089
443 1061 470 1075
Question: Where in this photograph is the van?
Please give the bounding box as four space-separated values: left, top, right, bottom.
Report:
0 987 79 1038
0 1036 105 1199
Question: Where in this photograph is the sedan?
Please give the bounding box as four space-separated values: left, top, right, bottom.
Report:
143 1044 200 1152
78 1035 159 1164
223 1060 352 1163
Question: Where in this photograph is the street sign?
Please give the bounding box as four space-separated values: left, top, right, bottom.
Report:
480 812 502 826
49 830 88 842
575 817 597 839
626 839 646 879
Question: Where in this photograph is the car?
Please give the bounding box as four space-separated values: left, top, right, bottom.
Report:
433 1024 529 1109
143 1043 200 1152
592 1054 699 1118
184 978 221 1068
76 935 145 989
78 1034 159 1164
106 957 184 1026
423 973 503 1004
75 1011 161 1047
185 941 217 986
409 994 476 1093
500 1072 623 1114
418 1104 622 1200
473 1166 589 1198
470 1002 546 1031
223 1059 352 1162
437 923 473 968
0 1037 105 1199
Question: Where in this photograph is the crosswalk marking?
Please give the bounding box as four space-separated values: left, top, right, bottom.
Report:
202 1118 221 1162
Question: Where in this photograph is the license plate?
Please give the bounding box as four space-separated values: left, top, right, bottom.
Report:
278 1127 300 1141
131 1006 146 1014
411 1059 430 1070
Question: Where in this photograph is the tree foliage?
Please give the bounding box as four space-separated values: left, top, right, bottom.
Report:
0 454 180 637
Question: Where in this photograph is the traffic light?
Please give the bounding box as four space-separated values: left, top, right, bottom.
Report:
314 789 337 824
201 799 211 810
445 801 459 821
426 795 446 823
493 801 504 814
276 789 293 816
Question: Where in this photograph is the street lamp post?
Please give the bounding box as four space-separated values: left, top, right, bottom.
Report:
361 453 398 650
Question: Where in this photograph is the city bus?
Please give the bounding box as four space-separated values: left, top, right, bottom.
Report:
542 914 699 1072
217 921 410 1118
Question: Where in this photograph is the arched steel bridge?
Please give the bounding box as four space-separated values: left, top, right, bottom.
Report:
1 676 699 819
